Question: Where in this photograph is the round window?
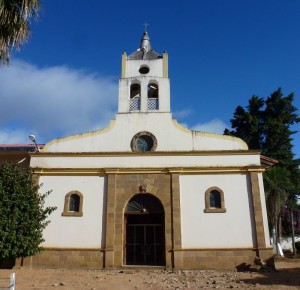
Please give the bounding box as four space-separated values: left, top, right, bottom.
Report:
136 135 153 152
131 132 157 152
139 65 150 74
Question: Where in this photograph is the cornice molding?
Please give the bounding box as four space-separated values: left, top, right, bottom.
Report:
30 149 261 158
33 166 265 176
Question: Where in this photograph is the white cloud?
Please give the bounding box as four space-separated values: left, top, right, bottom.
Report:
191 119 228 134
173 109 192 119
0 129 29 144
0 60 118 144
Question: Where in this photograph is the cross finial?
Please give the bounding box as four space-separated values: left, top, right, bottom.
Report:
143 22 149 32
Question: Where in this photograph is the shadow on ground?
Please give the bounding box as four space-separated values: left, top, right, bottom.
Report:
240 259 300 288
0 258 15 269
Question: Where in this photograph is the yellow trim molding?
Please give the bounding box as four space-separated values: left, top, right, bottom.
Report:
121 52 127 78
174 247 273 251
33 166 265 176
42 247 103 251
32 149 261 158
163 52 168 78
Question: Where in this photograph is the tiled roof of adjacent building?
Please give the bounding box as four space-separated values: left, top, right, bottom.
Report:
0 144 44 152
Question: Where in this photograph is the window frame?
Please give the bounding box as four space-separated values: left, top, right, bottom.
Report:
204 186 226 213
131 131 157 152
62 191 83 217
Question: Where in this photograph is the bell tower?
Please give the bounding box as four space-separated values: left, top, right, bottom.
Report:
118 31 170 113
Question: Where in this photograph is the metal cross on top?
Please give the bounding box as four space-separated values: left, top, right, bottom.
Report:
143 22 149 32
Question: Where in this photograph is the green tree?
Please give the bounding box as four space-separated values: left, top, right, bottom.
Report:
0 163 56 260
225 88 300 237
224 96 264 149
263 166 292 236
0 0 40 65
264 89 299 166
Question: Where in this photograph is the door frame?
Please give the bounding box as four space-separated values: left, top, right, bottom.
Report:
123 194 165 266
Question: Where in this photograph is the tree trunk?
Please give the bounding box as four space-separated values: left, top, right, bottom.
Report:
291 210 296 256
277 215 282 244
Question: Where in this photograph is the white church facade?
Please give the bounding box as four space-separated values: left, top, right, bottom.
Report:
27 32 273 269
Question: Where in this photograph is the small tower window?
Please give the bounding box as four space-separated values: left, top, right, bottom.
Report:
147 83 159 110
62 191 83 217
139 65 150 74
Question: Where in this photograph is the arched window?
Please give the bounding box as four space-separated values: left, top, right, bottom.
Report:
69 193 80 212
129 83 141 111
147 82 159 110
210 190 221 208
62 191 83 217
204 187 226 213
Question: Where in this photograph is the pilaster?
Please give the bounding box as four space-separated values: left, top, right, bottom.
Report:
170 173 182 269
104 174 117 268
249 171 267 255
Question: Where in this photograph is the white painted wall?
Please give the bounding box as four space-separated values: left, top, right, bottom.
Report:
275 236 300 251
125 59 164 78
30 153 261 169
40 176 106 248
179 174 255 248
41 114 247 153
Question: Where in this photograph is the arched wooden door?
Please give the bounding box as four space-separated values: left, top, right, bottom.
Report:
124 194 165 266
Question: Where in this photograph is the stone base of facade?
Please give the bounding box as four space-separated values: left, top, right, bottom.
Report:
17 249 104 269
173 248 274 270
16 247 274 270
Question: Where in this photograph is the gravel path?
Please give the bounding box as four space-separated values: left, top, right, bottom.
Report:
0 259 299 289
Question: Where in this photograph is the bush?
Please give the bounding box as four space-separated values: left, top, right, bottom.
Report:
0 163 56 260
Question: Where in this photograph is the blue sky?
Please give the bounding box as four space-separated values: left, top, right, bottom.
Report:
0 0 299 158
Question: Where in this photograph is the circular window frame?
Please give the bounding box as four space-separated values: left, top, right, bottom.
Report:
139 65 150 74
131 131 157 152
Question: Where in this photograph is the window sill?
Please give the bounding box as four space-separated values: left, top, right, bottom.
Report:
62 211 83 217
203 208 226 213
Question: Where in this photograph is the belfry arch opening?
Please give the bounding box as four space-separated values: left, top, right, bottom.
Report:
130 83 141 99
147 83 158 99
147 83 159 110
129 83 141 111
124 194 165 266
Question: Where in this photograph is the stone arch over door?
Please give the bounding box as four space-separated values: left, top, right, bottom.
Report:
124 194 165 266
105 173 180 269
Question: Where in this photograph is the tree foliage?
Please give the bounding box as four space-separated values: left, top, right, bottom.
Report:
263 166 292 230
264 89 299 167
224 96 265 149
225 88 300 235
0 0 40 65
0 162 56 259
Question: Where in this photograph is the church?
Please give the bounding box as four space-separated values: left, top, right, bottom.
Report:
27 31 273 269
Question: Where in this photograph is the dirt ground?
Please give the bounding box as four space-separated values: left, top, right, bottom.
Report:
0 258 299 290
